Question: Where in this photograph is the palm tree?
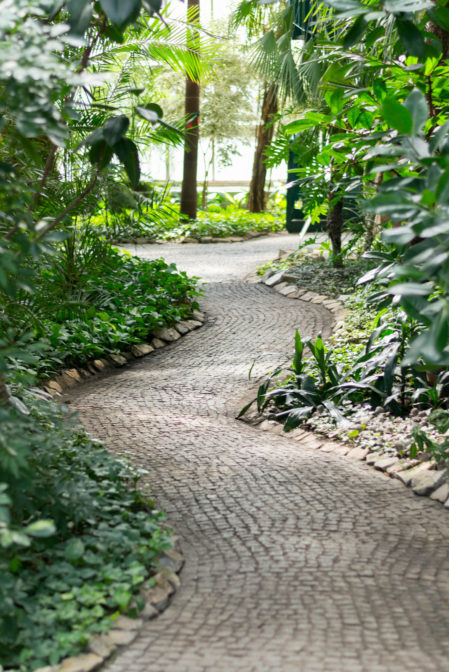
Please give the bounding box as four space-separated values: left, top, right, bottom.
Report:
180 0 201 220
231 0 303 212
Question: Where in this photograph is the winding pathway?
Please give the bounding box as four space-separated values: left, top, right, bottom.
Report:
70 234 449 672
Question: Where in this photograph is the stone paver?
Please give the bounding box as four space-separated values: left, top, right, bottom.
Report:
68 236 449 672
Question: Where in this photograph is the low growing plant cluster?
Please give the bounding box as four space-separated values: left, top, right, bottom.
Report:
1 230 200 381
248 310 431 430
243 255 449 460
1 390 171 671
89 204 284 242
258 245 372 298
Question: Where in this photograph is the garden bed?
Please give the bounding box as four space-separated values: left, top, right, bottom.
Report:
241 249 449 505
1 390 176 672
89 206 284 244
2 234 201 384
0 238 201 671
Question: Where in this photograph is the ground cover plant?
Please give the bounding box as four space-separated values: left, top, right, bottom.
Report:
258 242 372 297
88 203 284 242
2 230 200 381
0 389 171 671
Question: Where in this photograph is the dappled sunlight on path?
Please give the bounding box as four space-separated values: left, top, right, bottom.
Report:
120 232 300 283
70 236 449 672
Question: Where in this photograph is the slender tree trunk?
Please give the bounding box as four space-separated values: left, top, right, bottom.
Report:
201 151 213 209
0 373 8 406
180 0 200 220
326 192 344 267
365 171 385 250
248 82 278 213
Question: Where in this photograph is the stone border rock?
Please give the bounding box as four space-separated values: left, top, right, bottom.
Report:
114 230 280 246
244 263 449 510
32 545 184 672
246 265 349 330
42 310 206 397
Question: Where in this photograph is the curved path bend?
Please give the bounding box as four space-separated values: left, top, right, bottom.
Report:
70 234 449 672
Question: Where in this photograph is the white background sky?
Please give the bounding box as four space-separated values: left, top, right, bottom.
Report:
148 0 286 188
166 0 239 24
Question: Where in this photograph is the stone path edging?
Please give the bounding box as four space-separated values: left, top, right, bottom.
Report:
113 230 276 246
245 266 449 510
42 310 205 397
32 546 184 672
29 314 206 672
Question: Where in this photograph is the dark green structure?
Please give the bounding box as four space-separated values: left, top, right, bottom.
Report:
286 0 314 232
290 0 312 41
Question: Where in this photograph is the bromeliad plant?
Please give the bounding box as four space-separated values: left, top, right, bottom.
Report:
239 331 342 429
240 307 446 431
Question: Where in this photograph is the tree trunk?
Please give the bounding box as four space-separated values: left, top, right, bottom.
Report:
248 83 278 213
180 0 200 220
201 151 213 209
427 9 449 63
326 195 344 267
0 372 9 406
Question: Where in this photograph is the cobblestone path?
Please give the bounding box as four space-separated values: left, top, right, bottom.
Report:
70 235 449 672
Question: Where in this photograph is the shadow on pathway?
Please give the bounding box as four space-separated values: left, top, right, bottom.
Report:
69 235 449 672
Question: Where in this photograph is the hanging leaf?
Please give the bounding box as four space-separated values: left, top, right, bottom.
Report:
76 127 104 150
404 89 428 135
113 138 140 188
365 25 385 48
88 140 113 169
67 0 93 35
103 115 130 146
136 105 162 124
396 18 426 59
142 0 162 15
382 97 413 134
343 16 367 49
99 0 141 29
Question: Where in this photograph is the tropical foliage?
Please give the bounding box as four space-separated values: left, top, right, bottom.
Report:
236 0 449 437
0 2 205 668
88 202 283 241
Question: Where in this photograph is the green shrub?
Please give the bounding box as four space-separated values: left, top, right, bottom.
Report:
0 391 171 671
88 204 284 241
1 232 200 380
